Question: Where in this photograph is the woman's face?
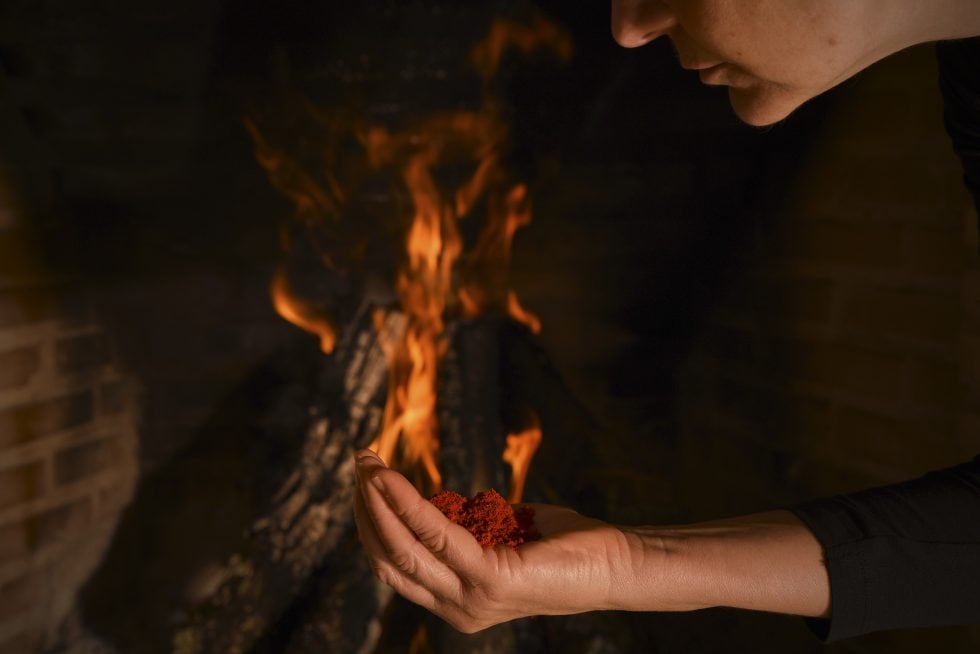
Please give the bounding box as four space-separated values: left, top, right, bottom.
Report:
611 0 883 125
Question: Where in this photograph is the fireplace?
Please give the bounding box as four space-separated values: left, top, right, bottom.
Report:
2 1 978 653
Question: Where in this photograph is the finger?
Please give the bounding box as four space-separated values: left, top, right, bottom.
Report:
373 467 486 575
354 478 440 611
353 469 387 559
356 455 461 598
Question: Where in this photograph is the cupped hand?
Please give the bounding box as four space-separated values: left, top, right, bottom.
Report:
353 449 648 633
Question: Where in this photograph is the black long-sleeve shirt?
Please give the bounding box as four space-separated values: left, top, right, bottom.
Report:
787 36 980 641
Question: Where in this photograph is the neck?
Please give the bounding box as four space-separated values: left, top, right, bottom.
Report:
887 0 980 46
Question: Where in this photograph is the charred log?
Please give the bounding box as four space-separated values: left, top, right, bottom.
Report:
78 305 609 653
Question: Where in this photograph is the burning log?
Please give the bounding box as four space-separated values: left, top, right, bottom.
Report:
78 302 394 653
167 303 400 653
78 13 613 653
78 292 605 653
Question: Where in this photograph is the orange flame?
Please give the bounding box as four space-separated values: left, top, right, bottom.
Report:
471 14 573 81
507 290 541 335
255 15 572 493
503 415 543 503
269 266 336 354
409 624 432 654
362 19 569 490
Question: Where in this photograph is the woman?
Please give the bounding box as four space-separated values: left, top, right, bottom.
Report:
354 0 980 641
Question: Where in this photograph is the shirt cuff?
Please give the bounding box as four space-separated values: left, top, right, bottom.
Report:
788 499 870 642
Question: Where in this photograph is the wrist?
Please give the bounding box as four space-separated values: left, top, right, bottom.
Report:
618 525 714 613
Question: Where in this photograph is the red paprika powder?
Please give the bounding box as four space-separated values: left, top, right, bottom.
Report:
429 488 540 549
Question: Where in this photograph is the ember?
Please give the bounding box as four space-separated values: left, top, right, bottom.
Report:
430 489 540 549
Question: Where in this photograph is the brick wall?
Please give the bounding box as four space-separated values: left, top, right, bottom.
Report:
0 90 139 653
675 45 979 652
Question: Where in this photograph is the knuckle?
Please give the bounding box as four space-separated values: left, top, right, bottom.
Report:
427 524 451 556
371 562 392 586
449 615 476 634
389 550 417 576
457 618 486 635
393 495 421 520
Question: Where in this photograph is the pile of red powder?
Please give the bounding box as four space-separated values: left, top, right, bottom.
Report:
429 488 540 549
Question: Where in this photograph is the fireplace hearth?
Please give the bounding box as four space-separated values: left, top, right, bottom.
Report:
7 1 974 653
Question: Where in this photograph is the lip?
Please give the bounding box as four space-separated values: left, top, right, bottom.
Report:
697 63 728 84
680 59 723 71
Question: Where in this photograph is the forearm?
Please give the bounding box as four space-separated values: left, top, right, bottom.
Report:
618 510 830 618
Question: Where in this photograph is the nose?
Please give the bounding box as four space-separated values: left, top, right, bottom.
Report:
611 0 678 48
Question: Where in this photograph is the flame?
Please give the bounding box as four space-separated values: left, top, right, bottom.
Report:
254 15 572 493
503 415 543 503
457 183 542 333
269 266 336 354
507 290 541 335
409 624 432 654
471 14 573 81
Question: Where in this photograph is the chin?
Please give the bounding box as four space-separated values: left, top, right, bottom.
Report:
727 86 805 127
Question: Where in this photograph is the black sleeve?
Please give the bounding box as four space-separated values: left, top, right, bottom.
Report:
937 37 980 218
788 455 980 641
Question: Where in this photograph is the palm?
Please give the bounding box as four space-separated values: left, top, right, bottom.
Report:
474 504 632 618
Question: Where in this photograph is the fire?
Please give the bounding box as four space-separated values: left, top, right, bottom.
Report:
503 416 543 504
459 183 542 334
409 624 432 654
507 290 541 335
269 265 337 354
252 14 571 500
471 15 573 81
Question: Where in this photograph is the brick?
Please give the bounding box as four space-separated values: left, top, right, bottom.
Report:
54 437 120 486
0 228 42 280
0 205 14 230
679 429 797 513
766 393 833 445
25 498 92 551
771 220 902 269
907 358 964 413
951 415 980 464
99 380 128 415
0 289 55 328
700 324 756 368
790 458 882 499
715 376 831 445
904 225 967 275
756 276 837 327
0 518 31 568
763 338 905 401
0 574 37 620
838 155 958 214
98 476 134 515
55 332 109 374
965 274 980 330
0 632 34 654
833 406 956 473
0 391 93 450
0 346 40 391
0 462 43 511
840 286 960 343
964 335 980 364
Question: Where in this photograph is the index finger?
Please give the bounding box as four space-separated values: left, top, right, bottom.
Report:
357 451 486 575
